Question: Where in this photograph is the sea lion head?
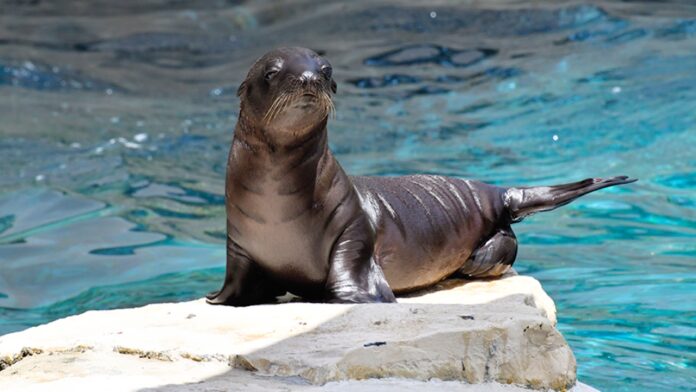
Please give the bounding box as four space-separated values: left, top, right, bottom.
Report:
237 47 337 141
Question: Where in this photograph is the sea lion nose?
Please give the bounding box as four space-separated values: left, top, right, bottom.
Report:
299 70 319 84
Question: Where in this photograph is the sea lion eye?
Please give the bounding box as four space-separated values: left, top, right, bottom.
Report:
320 64 332 79
264 69 279 81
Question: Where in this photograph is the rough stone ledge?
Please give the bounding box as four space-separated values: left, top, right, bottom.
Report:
0 273 588 391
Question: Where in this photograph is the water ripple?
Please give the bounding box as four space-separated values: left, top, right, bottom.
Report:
0 1 694 391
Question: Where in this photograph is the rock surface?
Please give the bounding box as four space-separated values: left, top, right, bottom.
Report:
0 273 587 391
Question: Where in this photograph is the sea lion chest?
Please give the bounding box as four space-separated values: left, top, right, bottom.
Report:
225 140 351 288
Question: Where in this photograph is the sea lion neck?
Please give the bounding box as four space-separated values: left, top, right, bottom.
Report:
231 108 332 194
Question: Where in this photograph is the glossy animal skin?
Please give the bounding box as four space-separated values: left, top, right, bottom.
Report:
206 47 636 305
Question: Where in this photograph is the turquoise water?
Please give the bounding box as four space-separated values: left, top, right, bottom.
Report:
0 1 694 390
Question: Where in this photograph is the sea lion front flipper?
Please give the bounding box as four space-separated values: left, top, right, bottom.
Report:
206 237 282 306
325 218 396 303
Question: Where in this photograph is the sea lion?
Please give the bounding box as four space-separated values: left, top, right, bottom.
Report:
206 47 636 305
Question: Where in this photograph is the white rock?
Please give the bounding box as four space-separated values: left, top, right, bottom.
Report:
0 273 580 391
400 273 558 325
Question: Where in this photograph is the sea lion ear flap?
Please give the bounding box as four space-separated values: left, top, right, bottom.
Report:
331 80 337 94
237 81 248 97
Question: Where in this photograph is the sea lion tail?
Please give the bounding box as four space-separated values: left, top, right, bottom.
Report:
503 176 637 222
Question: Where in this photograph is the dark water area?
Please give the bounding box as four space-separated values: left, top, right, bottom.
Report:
0 1 695 390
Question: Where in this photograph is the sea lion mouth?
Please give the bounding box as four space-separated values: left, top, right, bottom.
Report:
263 84 334 125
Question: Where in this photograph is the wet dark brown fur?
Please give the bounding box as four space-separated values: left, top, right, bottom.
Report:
207 47 636 305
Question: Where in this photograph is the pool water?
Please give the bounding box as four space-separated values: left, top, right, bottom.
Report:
0 1 694 390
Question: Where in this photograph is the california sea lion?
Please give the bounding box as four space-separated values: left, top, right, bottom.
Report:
207 47 636 305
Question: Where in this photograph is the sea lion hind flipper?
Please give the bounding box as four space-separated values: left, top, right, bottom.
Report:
325 219 396 303
459 229 518 278
504 176 637 222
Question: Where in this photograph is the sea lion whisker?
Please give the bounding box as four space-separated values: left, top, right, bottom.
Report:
264 92 291 123
271 93 290 120
263 95 280 123
268 93 289 122
269 90 296 122
316 90 335 119
264 85 334 124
